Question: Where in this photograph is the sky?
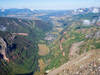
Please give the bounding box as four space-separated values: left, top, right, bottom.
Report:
0 0 100 10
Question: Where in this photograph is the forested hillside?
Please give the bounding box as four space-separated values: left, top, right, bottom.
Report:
0 17 52 75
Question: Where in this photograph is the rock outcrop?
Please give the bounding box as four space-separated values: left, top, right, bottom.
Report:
0 37 9 62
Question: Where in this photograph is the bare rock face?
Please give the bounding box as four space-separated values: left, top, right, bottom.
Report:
85 33 94 39
85 31 100 39
94 31 100 39
0 37 9 62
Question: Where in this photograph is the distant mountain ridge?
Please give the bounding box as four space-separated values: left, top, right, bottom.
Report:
0 8 34 15
0 8 72 19
0 7 100 20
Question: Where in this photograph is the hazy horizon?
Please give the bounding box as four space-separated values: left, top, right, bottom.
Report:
0 0 100 10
